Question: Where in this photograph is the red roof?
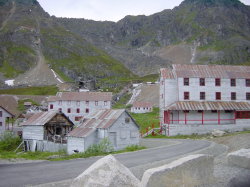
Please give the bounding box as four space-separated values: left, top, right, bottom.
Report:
161 64 250 79
48 92 112 102
133 102 153 108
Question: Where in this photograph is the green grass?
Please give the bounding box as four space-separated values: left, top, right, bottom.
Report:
112 93 132 109
0 60 22 78
130 107 160 133
0 86 58 95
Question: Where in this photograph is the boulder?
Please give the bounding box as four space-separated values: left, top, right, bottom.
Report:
227 149 250 169
71 155 140 187
141 154 214 187
212 129 226 137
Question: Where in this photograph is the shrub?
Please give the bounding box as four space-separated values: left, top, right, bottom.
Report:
0 132 21 151
84 138 114 156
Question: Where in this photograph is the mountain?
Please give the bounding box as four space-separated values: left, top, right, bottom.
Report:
0 0 250 87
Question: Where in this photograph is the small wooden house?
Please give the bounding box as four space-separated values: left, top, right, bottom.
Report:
22 111 74 152
67 109 140 154
131 102 153 113
0 106 15 134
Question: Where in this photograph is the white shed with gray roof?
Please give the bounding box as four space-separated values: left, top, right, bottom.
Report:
67 109 140 155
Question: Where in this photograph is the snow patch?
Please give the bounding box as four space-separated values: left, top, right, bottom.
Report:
5 79 14 86
51 69 64 83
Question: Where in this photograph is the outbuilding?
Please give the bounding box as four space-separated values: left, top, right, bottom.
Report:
131 102 153 113
22 111 74 152
67 109 140 154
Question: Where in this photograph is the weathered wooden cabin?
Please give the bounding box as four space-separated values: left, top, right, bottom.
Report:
22 111 74 152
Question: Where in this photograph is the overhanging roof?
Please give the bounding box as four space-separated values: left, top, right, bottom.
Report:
165 101 250 111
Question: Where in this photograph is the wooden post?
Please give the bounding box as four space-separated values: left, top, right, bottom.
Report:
218 111 221 125
234 111 237 124
185 111 187 125
202 111 204 125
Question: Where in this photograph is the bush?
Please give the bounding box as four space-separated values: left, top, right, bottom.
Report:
0 132 21 151
84 138 114 156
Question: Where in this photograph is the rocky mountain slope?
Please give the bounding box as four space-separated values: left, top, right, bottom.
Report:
0 0 250 87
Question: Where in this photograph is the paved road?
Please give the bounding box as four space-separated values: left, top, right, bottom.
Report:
0 139 211 187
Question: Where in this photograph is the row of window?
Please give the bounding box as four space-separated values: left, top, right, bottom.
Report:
183 92 250 100
57 100 108 106
183 78 250 87
134 107 151 110
58 108 90 114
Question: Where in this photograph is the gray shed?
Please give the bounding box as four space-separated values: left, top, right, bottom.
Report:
67 109 140 154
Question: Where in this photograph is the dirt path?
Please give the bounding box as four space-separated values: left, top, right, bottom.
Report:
0 1 16 31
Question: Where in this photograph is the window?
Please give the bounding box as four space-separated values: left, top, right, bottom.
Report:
95 101 98 106
67 108 71 113
86 101 89 105
104 101 107 106
59 108 62 112
200 92 205 100
200 78 205 86
50 104 53 109
0 111 2 117
246 79 250 87
75 117 81 121
125 117 130 123
184 92 189 100
236 111 250 119
231 79 236 87
0 122 2 126
184 78 189 86
215 78 221 86
86 108 89 113
76 108 80 113
76 101 80 106
246 93 250 100
231 92 236 100
216 92 221 100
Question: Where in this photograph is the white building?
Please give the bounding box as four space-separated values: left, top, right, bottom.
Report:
131 102 153 113
47 92 112 125
67 109 140 154
0 106 15 134
160 64 250 136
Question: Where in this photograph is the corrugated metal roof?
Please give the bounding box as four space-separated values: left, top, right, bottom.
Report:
166 101 250 111
133 102 153 108
160 68 175 79
172 64 250 79
48 92 112 102
67 109 125 138
21 111 58 126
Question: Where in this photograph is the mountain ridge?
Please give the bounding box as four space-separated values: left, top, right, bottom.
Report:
0 0 250 87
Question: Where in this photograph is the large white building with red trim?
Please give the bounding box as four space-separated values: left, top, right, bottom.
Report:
160 64 250 136
47 92 112 125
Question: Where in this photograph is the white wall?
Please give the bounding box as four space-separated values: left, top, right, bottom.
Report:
0 108 13 134
178 78 250 102
67 137 85 155
131 107 152 113
23 126 44 140
109 112 140 151
48 100 111 125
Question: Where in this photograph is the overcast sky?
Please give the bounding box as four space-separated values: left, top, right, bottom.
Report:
37 0 250 22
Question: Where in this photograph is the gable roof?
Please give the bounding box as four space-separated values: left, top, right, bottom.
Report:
0 106 15 117
161 64 250 79
21 111 73 126
47 92 112 102
0 95 20 116
133 102 153 108
67 109 139 138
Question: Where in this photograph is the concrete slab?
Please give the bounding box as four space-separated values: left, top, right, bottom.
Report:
141 154 214 187
227 149 250 169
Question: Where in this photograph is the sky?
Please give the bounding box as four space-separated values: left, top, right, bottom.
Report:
37 0 250 22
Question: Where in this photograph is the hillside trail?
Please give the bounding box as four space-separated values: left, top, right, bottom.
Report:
14 15 63 86
0 1 16 32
